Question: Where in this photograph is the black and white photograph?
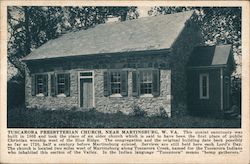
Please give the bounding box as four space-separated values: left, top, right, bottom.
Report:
7 6 242 128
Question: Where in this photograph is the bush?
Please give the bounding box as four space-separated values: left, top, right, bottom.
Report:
116 110 124 116
158 107 168 118
132 105 147 117
231 76 241 110
7 75 25 108
7 105 241 128
70 106 79 111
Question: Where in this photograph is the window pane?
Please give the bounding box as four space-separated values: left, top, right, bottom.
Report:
202 86 207 97
200 74 209 98
80 72 92 76
58 74 65 83
111 72 121 94
36 75 45 94
57 74 66 94
140 70 153 94
203 76 207 97
202 76 207 87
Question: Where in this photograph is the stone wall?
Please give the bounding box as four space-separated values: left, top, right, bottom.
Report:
94 69 171 116
170 19 203 115
25 69 78 109
25 53 172 117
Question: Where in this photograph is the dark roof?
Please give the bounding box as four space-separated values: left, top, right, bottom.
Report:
188 44 233 67
22 10 194 61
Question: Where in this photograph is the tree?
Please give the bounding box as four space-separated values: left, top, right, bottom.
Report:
7 6 139 78
149 7 241 78
8 6 64 77
149 7 242 106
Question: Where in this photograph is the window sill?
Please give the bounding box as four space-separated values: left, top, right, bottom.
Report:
140 94 153 98
36 93 45 97
110 94 123 98
57 94 67 97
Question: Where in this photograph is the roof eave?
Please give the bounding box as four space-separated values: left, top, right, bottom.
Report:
187 64 227 70
22 48 173 62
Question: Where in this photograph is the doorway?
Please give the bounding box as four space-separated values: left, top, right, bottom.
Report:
78 71 94 108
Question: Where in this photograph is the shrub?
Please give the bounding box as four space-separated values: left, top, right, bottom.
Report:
31 105 38 110
70 106 79 111
231 76 241 110
132 105 147 117
158 107 168 118
7 74 25 108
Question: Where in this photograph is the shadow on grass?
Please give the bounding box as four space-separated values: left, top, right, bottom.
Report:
8 105 241 128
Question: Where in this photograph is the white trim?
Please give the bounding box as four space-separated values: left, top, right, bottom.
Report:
78 70 95 108
33 73 48 96
79 71 94 78
109 94 122 98
220 68 224 111
56 73 67 95
199 73 209 99
56 93 66 98
110 71 122 95
139 69 154 95
140 94 154 98
36 93 45 97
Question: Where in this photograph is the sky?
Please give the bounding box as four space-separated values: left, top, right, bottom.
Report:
137 6 152 17
107 6 151 23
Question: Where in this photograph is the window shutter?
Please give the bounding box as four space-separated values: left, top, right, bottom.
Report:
65 73 70 96
50 74 55 96
121 71 128 96
103 71 110 96
132 71 139 97
152 69 160 96
43 74 48 96
31 74 36 96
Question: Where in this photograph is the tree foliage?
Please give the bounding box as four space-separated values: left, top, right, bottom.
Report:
7 6 139 78
149 7 242 105
8 6 241 79
149 7 241 78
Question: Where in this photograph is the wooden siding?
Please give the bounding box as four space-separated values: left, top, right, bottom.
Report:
187 68 222 116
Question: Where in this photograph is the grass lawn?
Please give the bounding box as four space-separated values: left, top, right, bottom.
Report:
7 106 241 128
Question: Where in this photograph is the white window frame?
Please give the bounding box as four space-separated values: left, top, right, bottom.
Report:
140 69 153 96
36 75 44 94
57 73 66 95
199 73 209 99
34 73 48 97
110 71 122 95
